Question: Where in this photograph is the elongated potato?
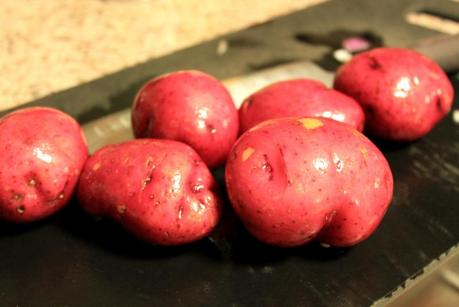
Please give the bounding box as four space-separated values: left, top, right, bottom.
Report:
225 117 393 247
78 139 222 245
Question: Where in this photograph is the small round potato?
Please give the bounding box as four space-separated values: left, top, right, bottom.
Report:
0 107 88 222
225 117 393 247
131 70 239 168
239 79 365 134
77 139 222 246
334 47 454 141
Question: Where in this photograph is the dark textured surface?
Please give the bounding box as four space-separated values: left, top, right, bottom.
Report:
1 0 459 306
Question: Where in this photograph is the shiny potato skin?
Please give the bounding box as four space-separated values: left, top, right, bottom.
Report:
334 48 453 141
132 70 239 168
225 117 393 247
78 139 222 246
0 107 88 222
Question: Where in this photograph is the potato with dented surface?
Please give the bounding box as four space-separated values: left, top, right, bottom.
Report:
225 117 393 247
132 70 239 168
334 47 453 141
0 107 88 222
78 139 222 245
239 79 365 133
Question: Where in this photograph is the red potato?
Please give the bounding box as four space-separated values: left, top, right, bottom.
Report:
77 139 222 245
334 47 454 141
132 70 239 168
0 107 88 222
225 117 393 247
239 79 365 134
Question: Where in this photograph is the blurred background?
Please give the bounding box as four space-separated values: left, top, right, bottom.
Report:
0 0 325 111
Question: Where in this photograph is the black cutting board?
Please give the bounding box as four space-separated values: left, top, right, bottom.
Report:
1 0 458 306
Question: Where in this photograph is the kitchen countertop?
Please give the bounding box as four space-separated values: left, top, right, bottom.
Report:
0 0 325 111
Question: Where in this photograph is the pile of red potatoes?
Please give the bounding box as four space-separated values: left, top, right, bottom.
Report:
0 48 453 248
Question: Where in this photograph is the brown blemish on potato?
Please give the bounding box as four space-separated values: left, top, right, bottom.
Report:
92 163 101 171
28 178 38 187
360 146 369 163
261 154 273 180
12 193 23 201
191 183 204 193
206 123 217 134
117 205 126 215
16 205 26 214
145 156 153 167
242 147 255 161
367 56 382 70
297 118 323 130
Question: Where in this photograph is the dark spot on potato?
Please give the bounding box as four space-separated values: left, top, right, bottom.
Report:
256 209 262 215
191 183 204 193
117 205 126 215
287 180 292 186
262 154 273 180
194 159 201 166
145 156 153 167
367 56 382 70
206 123 217 134
16 205 26 214
28 178 39 187
435 95 446 113
12 193 23 201
246 98 253 108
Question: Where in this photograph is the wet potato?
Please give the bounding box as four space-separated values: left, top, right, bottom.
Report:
334 47 454 141
225 117 393 247
77 139 222 245
0 107 88 222
239 78 365 134
132 70 239 168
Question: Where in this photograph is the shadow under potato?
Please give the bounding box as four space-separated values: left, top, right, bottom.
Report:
51 193 350 264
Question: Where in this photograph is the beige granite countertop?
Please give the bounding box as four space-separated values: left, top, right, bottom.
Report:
0 0 325 111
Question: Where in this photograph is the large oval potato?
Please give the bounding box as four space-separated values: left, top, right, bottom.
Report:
0 107 88 222
78 139 222 245
225 117 393 247
131 70 239 168
334 47 453 141
239 79 365 133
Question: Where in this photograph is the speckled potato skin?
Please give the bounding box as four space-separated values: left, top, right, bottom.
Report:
334 48 454 141
0 107 88 222
77 139 222 246
225 117 393 247
239 79 365 134
131 70 239 168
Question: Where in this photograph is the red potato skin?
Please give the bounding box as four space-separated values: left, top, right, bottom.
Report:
239 79 365 134
225 117 393 247
132 70 239 168
0 107 88 222
77 139 222 246
334 47 454 141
